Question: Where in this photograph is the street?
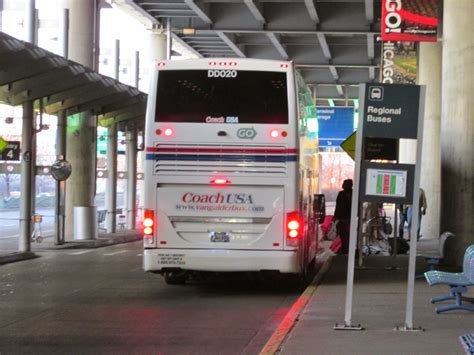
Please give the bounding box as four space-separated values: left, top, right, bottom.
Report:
0 241 304 354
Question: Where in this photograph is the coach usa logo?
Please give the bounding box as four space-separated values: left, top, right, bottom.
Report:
237 128 257 139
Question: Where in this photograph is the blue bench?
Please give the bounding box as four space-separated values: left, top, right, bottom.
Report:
459 333 474 354
424 244 474 313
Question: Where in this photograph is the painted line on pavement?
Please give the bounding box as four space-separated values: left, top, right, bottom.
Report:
103 250 127 256
0 235 19 240
259 254 334 355
68 250 94 256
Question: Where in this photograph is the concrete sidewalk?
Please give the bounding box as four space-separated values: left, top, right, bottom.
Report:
277 252 473 355
0 230 142 265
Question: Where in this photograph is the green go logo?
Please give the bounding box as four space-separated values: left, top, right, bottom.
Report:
237 128 257 139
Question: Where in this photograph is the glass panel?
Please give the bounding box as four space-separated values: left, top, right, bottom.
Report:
155 70 288 124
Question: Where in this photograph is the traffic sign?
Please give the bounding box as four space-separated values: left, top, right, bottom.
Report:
340 131 356 160
0 137 8 153
0 141 20 161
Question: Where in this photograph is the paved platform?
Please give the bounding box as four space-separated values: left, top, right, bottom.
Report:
270 242 474 355
0 230 142 265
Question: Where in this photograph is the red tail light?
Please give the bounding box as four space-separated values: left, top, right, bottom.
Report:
143 209 155 242
287 211 302 245
210 177 230 185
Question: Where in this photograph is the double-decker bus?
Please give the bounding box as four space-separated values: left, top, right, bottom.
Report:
142 58 319 284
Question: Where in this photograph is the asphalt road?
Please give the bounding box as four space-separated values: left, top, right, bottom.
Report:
0 241 304 354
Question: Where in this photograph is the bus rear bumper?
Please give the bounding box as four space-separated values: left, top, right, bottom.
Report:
143 248 299 273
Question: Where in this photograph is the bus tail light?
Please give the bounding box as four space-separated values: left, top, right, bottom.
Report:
156 127 174 137
286 211 302 246
211 177 230 185
143 209 155 245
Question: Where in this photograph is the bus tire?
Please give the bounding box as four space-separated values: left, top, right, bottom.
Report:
164 270 188 285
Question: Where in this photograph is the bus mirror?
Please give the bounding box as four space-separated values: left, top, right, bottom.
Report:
313 194 326 224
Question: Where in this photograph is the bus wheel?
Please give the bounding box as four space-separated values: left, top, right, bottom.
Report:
164 270 188 285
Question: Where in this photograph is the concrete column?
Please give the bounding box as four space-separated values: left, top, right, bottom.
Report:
106 123 117 233
19 101 34 253
441 0 474 265
24 0 35 44
63 0 98 240
65 0 96 68
59 8 69 58
126 127 137 229
65 113 97 240
144 29 167 78
137 30 167 218
417 42 442 240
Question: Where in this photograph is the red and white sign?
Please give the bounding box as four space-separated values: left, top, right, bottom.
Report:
381 0 439 42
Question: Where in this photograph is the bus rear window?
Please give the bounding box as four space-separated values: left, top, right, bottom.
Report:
155 70 288 124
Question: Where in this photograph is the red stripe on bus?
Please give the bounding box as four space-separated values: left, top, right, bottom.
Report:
145 147 298 154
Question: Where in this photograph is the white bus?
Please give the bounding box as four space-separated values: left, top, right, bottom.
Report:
142 58 320 284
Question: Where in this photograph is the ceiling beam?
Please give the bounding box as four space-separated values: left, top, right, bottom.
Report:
329 66 339 80
195 29 378 36
297 64 378 68
183 0 212 24
304 0 319 24
367 33 374 60
369 67 376 81
365 0 374 24
317 33 331 60
266 33 289 60
172 33 203 58
216 32 246 57
243 0 266 24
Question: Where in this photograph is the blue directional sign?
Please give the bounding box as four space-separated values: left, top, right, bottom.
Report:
316 107 355 147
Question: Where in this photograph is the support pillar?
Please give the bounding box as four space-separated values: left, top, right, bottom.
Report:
55 111 67 245
137 30 167 219
441 0 474 265
417 42 442 241
19 101 34 253
64 0 98 240
126 126 137 230
106 123 117 233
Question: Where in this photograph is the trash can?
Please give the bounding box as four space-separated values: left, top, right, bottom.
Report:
73 206 98 240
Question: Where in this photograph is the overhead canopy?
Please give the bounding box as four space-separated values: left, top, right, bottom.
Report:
0 31 146 129
113 0 382 107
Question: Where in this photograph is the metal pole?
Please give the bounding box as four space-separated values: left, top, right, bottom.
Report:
59 8 69 59
25 0 35 43
19 101 34 253
55 111 67 245
106 123 117 233
166 17 172 60
126 127 137 230
0 0 4 32
133 51 140 88
114 39 120 81
403 86 426 330
335 84 366 330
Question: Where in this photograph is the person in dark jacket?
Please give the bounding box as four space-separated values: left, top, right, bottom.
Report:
334 179 353 254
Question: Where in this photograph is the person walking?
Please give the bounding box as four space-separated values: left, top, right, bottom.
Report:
399 188 427 240
407 187 427 240
334 179 353 254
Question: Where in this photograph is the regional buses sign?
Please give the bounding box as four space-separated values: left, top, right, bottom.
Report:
363 84 420 139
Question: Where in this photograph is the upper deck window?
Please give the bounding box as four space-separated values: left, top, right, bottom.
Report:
155 70 288 124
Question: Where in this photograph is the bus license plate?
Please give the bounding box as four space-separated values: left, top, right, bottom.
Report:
210 232 230 243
